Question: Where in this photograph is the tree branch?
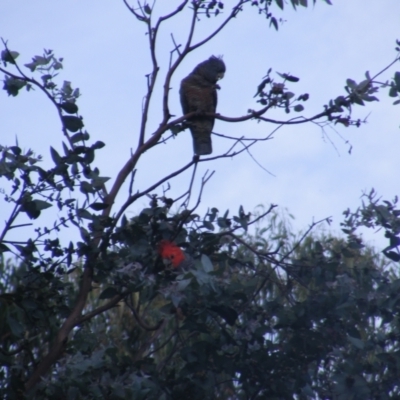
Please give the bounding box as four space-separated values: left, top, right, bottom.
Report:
25 259 93 390
138 7 160 147
78 294 124 324
125 296 164 331
189 1 249 52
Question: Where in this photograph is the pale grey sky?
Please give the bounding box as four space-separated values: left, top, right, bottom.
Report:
1 1 400 250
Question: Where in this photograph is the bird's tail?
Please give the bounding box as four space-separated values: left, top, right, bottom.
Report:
192 130 213 155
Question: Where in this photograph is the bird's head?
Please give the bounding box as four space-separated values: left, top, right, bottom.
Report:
194 55 226 83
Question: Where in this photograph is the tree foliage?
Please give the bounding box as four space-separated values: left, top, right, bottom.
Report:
1 1 400 398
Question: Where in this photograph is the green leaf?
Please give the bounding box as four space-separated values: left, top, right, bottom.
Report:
50 146 63 165
346 78 357 89
361 94 378 102
53 60 63 70
203 220 214 231
99 287 119 299
298 93 309 101
383 250 400 262
270 17 278 31
62 80 73 96
7 316 24 337
301 384 315 397
389 85 398 98
92 176 110 187
62 116 84 132
275 0 284 10
9 146 21 156
20 298 38 311
294 104 304 112
1 49 19 64
347 336 364 349
79 227 91 242
70 132 86 143
62 141 69 157
60 102 78 114
278 72 299 82
80 181 94 195
33 200 52 211
77 207 93 220
33 55 50 66
24 61 37 72
394 71 400 91
92 141 105 150
67 387 80 400
357 79 370 91
217 216 231 228
20 200 41 219
89 202 110 211
3 76 26 96
0 243 10 253
191 268 211 286
200 254 214 273
176 278 192 292
24 56 51 71
84 148 95 164
351 94 364 106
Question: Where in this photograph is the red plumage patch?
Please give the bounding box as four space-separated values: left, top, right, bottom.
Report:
157 240 185 268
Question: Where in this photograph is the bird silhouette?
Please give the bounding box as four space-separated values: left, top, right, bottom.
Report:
180 56 226 155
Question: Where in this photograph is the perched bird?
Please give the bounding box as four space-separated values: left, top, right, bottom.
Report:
158 240 186 268
180 56 226 155
157 240 194 270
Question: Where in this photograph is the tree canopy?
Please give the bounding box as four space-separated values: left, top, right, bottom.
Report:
1 1 400 399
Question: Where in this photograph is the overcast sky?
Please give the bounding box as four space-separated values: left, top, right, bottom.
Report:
1 0 400 251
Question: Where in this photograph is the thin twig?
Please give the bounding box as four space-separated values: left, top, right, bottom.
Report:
189 1 249 52
113 157 197 224
128 168 136 197
78 294 124 324
279 217 331 264
180 159 198 208
125 297 164 331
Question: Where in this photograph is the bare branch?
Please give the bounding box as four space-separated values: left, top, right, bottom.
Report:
189 1 250 52
279 217 331 264
241 140 275 176
138 12 159 147
169 33 182 68
184 4 198 51
128 168 137 197
180 159 199 208
157 0 188 24
122 0 148 21
25 261 93 390
112 157 197 224
78 294 124 324
125 297 164 331
370 55 400 81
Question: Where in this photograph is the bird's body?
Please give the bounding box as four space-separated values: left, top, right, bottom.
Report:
180 56 226 155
